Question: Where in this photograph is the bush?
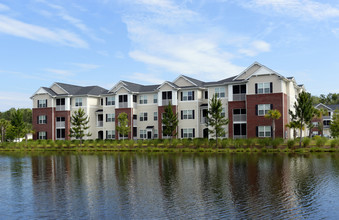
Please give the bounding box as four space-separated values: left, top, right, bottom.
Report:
271 138 284 149
181 139 191 148
193 138 204 148
330 138 339 148
128 139 135 148
316 137 327 147
221 138 231 148
172 139 179 148
208 139 216 148
287 139 296 149
152 139 160 147
163 139 170 148
137 140 143 148
302 137 311 148
257 138 271 147
245 138 256 148
233 139 245 148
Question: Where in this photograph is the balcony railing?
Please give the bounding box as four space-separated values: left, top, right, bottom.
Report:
97 121 103 127
323 116 331 120
233 135 246 139
200 117 207 124
233 94 246 101
56 138 65 140
56 121 65 128
119 102 128 108
162 99 172 106
233 114 247 122
133 119 137 127
56 105 66 111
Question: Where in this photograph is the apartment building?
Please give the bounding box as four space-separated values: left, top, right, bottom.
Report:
31 62 304 140
311 103 339 137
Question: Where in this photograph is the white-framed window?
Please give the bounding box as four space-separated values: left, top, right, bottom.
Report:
258 104 271 116
258 126 271 137
182 128 194 138
154 129 158 139
182 91 194 101
140 95 148 104
221 108 226 117
106 96 115 105
38 131 47 140
153 94 158 103
75 98 83 107
106 130 115 139
106 113 115 122
38 115 47 124
140 130 147 139
154 112 158 121
312 122 319 127
140 112 148 121
38 99 47 108
182 110 194 119
215 87 225 98
257 82 271 94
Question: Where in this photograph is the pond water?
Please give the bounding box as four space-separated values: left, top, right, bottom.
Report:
1 152 339 219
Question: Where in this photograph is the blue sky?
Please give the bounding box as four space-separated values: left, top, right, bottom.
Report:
1 0 339 111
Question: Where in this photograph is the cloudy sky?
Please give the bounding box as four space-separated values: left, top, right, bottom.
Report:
1 0 339 111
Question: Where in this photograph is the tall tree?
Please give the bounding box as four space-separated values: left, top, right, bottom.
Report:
206 94 229 147
162 102 178 140
116 112 130 140
11 109 26 140
69 108 91 146
330 110 339 138
0 119 11 143
265 109 281 140
289 91 314 147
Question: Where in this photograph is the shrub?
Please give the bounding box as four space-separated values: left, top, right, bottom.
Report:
193 138 204 148
233 139 245 148
208 139 216 148
302 137 311 148
163 139 170 148
287 139 296 149
221 138 231 148
152 139 160 147
271 138 284 149
172 139 179 148
330 138 339 148
65 140 71 147
181 139 191 148
245 138 256 148
137 140 143 148
316 137 327 147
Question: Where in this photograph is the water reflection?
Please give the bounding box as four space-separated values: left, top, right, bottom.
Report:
1 152 339 219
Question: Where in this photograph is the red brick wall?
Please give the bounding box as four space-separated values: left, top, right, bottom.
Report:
228 101 246 138
158 105 177 139
115 108 133 139
33 107 53 140
246 93 285 138
55 111 71 140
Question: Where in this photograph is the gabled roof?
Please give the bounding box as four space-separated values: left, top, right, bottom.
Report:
315 103 333 111
108 80 160 94
175 75 205 87
157 81 179 90
30 87 56 99
328 104 339 111
233 62 284 81
53 82 108 96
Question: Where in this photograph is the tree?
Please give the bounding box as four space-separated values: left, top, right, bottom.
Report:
330 110 339 138
11 109 26 140
289 91 314 147
162 102 178 140
116 112 130 140
0 119 11 143
69 108 91 146
265 109 281 139
314 108 328 137
286 121 300 139
206 94 229 147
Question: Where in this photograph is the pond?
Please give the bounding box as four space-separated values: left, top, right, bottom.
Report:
1 152 339 219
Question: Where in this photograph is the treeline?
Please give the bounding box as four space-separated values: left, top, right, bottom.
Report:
312 93 339 105
0 108 32 142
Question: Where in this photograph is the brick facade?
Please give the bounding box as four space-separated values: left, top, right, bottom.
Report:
55 111 71 140
32 107 54 140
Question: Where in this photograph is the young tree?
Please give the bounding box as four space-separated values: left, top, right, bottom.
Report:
314 108 328 137
69 108 91 146
162 102 178 140
330 110 339 138
265 109 281 140
206 94 229 147
289 91 314 147
11 109 26 140
116 112 130 140
0 119 11 143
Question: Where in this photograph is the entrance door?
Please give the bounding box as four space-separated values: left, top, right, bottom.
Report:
147 131 152 139
98 131 103 140
203 128 208 138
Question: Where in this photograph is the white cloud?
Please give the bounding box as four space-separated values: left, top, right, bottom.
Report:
0 3 10 11
0 15 88 48
243 0 339 20
239 40 271 56
44 68 74 76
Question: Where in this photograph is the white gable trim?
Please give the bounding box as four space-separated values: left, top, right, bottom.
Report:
115 85 131 93
173 75 197 86
156 81 177 90
109 81 127 93
30 87 53 99
51 83 69 94
315 103 332 111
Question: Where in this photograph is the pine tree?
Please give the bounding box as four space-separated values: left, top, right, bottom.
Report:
162 102 178 140
330 110 339 138
69 108 91 146
206 94 229 147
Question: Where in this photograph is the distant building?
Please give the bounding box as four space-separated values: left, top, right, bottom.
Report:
31 62 304 140
311 103 339 137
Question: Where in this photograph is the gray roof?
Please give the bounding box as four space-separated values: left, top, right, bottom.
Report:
121 81 160 93
42 87 58 96
55 82 108 96
328 104 339 111
181 75 205 87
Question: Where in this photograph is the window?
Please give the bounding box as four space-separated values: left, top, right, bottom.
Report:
256 82 272 94
154 112 158 121
215 87 225 98
233 85 246 94
56 129 65 139
106 130 115 139
106 96 115 105
162 91 172 100
56 98 65 106
140 95 148 104
221 108 226 117
258 126 271 137
205 91 208 99
181 110 194 119
38 99 47 108
119 95 128 103
181 128 195 138
257 104 272 116
140 112 148 121
75 98 82 107
37 115 47 124
133 127 137 137
234 123 246 138
133 95 137 103
140 130 147 139
38 131 47 140
154 129 158 139
324 120 331 126
181 91 194 101
56 117 65 127
153 94 158 103
312 122 319 127
106 113 115 122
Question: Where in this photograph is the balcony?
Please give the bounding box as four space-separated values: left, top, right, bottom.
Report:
56 105 66 111
119 102 128 108
56 138 65 140
200 117 207 124
56 121 65 128
133 119 137 127
233 94 246 101
162 99 172 106
233 114 247 122
97 121 103 127
233 135 246 139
